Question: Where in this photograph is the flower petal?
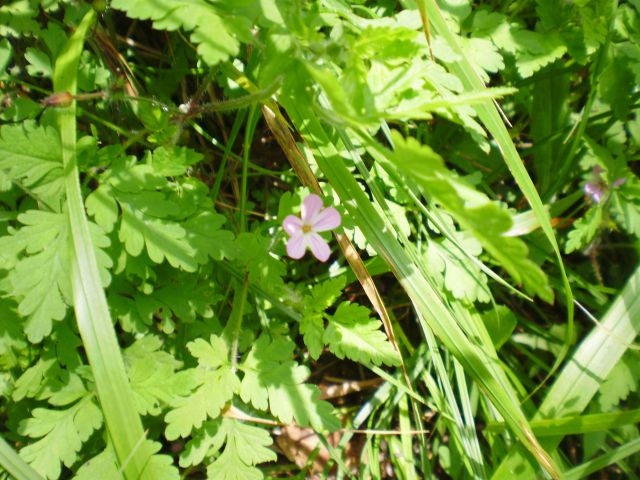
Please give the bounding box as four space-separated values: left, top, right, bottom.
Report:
311 207 341 232
612 177 626 188
308 233 331 262
584 182 603 202
301 194 323 223
286 232 308 259
283 215 302 236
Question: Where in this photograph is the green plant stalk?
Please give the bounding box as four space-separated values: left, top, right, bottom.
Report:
224 273 249 371
211 109 247 202
493 266 640 477
280 95 559 478
420 0 574 387
240 106 260 232
53 10 152 479
0 435 44 480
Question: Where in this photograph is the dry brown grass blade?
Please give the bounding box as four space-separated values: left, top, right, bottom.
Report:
262 105 412 389
93 28 140 97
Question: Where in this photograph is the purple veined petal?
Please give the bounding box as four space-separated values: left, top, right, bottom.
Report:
311 207 341 232
283 215 302 236
584 182 604 203
612 177 626 188
307 232 331 262
301 194 323 223
286 232 308 259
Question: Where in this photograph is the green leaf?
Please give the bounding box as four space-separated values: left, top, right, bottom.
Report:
164 335 239 440
512 31 567 78
25 47 52 77
425 234 490 303
300 277 346 359
0 211 71 342
0 123 63 208
12 358 57 402
324 302 401 367
599 55 636 120
87 158 234 271
306 63 378 127
18 396 103 479
0 0 40 37
76 442 179 480
0 298 28 360
184 211 235 263
0 210 111 342
110 271 219 334
598 351 640 411
481 305 517 349
179 421 225 468
125 336 190 416
181 418 276 478
353 26 420 60
565 206 602 253
612 193 640 237
239 335 339 432
234 233 285 292
146 145 203 176
111 0 252 66
75 446 121 480
299 312 324 360
0 38 14 77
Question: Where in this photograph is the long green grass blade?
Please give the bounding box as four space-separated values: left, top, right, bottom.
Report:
493 266 640 477
420 0 574 383
53 9 152 479
0 435 44 480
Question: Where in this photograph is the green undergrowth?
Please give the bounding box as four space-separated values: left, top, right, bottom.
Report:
0 0 639 479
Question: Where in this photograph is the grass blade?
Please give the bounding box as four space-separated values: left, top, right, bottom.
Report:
0 435 44 480
53 10 152 478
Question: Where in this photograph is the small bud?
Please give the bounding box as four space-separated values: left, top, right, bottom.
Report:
41 91 73 107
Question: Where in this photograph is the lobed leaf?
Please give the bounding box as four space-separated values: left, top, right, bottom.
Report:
324 303 401 367
18 396 103 479
239 335 339 432
0 124 63 209
110 0 253 66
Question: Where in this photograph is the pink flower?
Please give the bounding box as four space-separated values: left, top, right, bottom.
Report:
584 165 627 203
283 194 341 262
